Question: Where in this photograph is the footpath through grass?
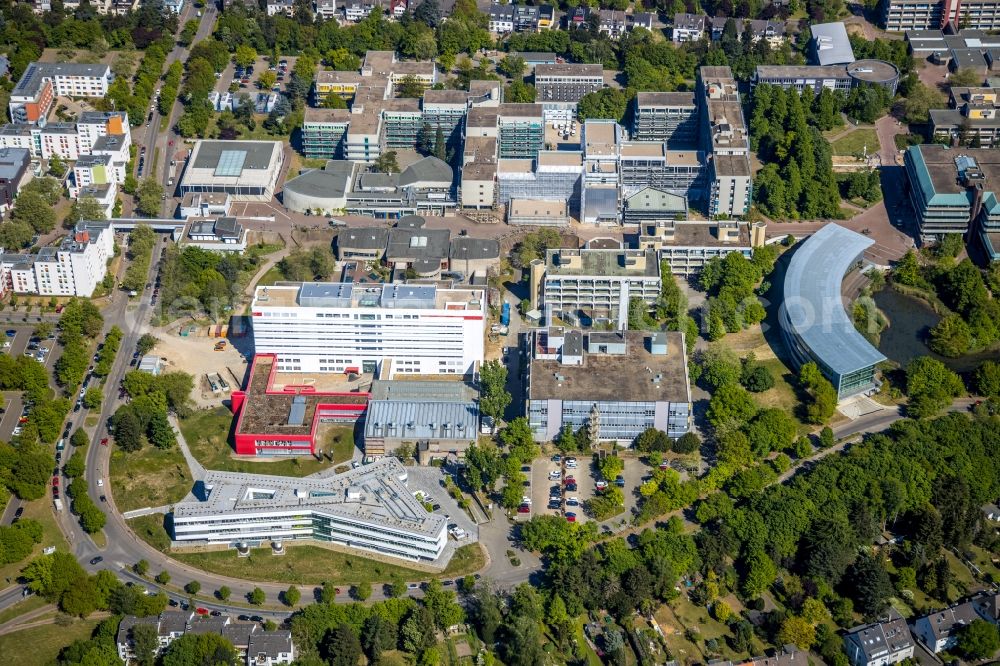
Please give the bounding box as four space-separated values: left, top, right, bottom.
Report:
179 407 350 477
0 617 100 666
172 543 486 586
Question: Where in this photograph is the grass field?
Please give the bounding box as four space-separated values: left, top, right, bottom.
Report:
255 265 285 287
127 514 172 553
0 617 99 666
830 128 879 157
109 444 193 513
179 407 347 477
173 542 485 585
754 358 812 435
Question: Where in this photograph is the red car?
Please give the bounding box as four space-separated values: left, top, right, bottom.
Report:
562 476 575 485
195 607 209 615
52 476 59 486
659 461 669 470
516 504 530 514
565 512 577 522
100 438 109 446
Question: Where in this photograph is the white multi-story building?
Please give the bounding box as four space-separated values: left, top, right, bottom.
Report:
9 63 113 126
699 66 752 218
250 282 486 377
170 459 450 563
0 221 113 297
843 611 914 666
529 246 661 322
0 111 130 160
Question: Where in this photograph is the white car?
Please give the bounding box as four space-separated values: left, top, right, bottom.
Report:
97 479 104 488
566 497 580 506
12 426 22 436
548 470 561 480
521 496 532 505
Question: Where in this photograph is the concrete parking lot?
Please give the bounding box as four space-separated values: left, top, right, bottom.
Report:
528 453 649 524
214 55 298 98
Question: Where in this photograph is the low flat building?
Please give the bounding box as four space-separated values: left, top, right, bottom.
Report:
282 160 353 215
179 140 284 202
183 217 247 252
0 147 29 212
754 65 853 93
449 236 500 277
780 223 886 398
230 354 368 457
844 611 914 666
363 379 480 459
507 198 571 226
931 86 1000 148
637 218 766 276
171 458 449 563
526 329 692 442
179 192 231 219
531 246 661 322
336 226 390 262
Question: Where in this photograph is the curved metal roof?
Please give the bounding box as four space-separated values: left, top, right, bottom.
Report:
782 223 886 376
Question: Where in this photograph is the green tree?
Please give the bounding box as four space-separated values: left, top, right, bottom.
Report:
949 67 982 87
83 387 103 410
479 359 511 423
929 314 972 357
257 70 277 91
906 356 964 418
848 553 893 616
134 559 149 576
136 334 158 356
13 191 57 233
799 362 838 424
184 580 200 595
217 585 230 601
957 619 1000 660
248 587 265 605
742 549 777 598
64 196 107 228
504 81 536 103
155 571 170 585
283 585 300 606
374 151 400 174
577 88 631 123
234 44 257 69
324 624 362 666
352 580 372 601
779 615 817 649
707 383 758 432
63 450 86 478
497 55 526 78
673 431 701 454
161 633 239 666
135 179 164 217
974 360 1000 397
131 621 160 666
0 220 34 249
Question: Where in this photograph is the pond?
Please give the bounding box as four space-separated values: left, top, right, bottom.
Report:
873 288 1000 373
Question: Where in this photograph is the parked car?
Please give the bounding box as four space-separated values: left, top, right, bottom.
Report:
565 512 577 522
516 504 530 514
89 556 103 565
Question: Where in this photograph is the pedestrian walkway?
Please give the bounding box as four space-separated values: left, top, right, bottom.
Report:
169 414 206 482
122 505 173 519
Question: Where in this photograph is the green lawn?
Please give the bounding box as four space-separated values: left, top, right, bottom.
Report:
179 407 344 477
755 358 812 435
0 617 100 666
109 444 193 513
830 128 879 156
127 514 172 553
255 265 285 287
172 542 486 586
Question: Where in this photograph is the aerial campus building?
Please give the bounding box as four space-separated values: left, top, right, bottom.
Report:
170 458 450 563
250 282 486 377
903 145 1000 257
178 140 284 202
526 329 692 442
780 223 887 399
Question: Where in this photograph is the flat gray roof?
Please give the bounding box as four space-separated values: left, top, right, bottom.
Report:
283 160 354 198
191 140 281 171
782 223 886 376
450 237 500 262
364 400 479 441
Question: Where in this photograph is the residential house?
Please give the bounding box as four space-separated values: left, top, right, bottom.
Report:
914 593 1000 653
598 10 628 38
672 13 708 42
266 0 294 15
843 611 915 666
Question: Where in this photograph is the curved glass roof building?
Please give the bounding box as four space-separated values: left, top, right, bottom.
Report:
780 223 886 399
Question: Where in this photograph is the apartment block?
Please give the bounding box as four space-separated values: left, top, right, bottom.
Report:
843 611 914 666
619 142 708 203
631 92 699 146
10 63 113 126
526 329 691 442
250 282 485 377
753 65 853 93
0 221 113 297
672 13 708 42
699 66 752 218
0 111 130 161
